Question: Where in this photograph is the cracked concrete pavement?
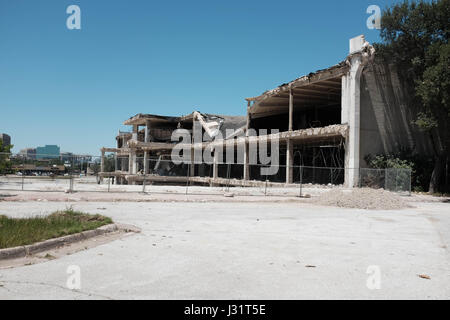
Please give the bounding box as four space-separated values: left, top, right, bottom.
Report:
0 200 449 299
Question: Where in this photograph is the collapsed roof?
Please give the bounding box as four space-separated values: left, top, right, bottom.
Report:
123 111 246 140
246 61 347 118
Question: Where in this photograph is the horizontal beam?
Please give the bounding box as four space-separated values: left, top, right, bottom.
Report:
291 87 341 97
118 174 307 188
308 83 341 91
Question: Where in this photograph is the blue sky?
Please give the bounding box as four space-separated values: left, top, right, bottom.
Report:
0 0 402 155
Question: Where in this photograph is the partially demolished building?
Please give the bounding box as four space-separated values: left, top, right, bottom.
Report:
100 35 429 188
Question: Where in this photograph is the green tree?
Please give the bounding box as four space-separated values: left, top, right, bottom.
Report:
0 140 13 174
375 0 450 193
103 154 116 172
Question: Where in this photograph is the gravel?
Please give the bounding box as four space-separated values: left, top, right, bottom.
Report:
312 188 410 210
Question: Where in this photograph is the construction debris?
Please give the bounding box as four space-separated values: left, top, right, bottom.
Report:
312 188 410 210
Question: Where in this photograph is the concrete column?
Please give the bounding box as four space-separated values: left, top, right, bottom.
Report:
129 150 135 174
132 125 138 141
286 139 293 184
243 141 250 180
286 87 294 184
345 57 363 187
128 152 132 173
341 35 375 187
143 120 151 174
121 156 127 172
144 120 151 143
213 149 219 180
143 151 148 175
190 147 195 177
130 127 138 183
243 101 251 180
132 152 138 174
344 54 365 187
289 87 294 131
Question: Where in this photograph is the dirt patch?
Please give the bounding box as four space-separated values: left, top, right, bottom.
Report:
0 228 130 269
312 188 411 210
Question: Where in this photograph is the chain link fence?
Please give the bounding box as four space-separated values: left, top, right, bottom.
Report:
0 152 411 197
359 168 411 195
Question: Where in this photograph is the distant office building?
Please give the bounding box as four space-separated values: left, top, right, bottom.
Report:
60 152 92 164
0 133 11 147
19 148 37 160
60 152 73 162
36 145 60 160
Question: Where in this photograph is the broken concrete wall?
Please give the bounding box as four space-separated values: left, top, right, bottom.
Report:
359 60 433 166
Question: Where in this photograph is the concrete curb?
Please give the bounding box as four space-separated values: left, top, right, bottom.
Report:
0 223 139 260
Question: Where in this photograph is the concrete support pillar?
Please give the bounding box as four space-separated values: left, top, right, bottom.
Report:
243 101 251 180
190 147 195 177
144 120 151 143
289 87 294 131
121 156 127 172
132 152 138 174
143 120 151 174
343 35 374 187
286 87 294 184
132 125 138 141
345 58 363 188
128 152 132 173
286 139 293 184
113 154 118 184
128 150 137 185
243 141 250 180
129 150 136 174
213 149 219 180
143 151 148 175
130 126 138 183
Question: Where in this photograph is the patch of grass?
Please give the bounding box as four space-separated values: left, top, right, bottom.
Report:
0 207 113 249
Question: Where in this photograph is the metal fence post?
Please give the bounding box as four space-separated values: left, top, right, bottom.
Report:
142 174 146 194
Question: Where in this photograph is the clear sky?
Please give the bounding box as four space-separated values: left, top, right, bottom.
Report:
0 0 403 155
